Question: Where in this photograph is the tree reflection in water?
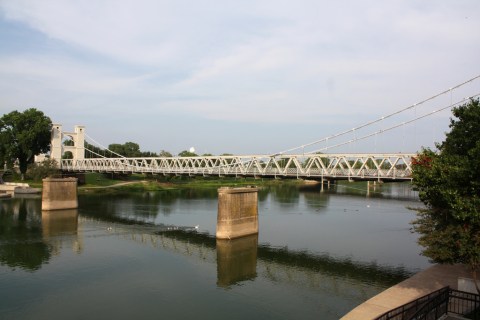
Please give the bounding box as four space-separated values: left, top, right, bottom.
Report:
0 198 50 271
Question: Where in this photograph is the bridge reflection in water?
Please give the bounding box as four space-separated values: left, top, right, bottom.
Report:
88 216 412 302
0 194 416 317
2 202 411 293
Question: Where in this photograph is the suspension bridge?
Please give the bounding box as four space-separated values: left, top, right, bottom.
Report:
52 75 480 182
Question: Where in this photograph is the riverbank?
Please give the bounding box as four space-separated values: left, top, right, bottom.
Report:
5 173 309 193
341 264 473 319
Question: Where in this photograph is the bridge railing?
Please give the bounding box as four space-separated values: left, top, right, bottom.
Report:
60 153 416 181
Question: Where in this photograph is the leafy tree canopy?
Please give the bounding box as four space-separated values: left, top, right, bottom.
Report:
412 98 480 291
178 150 198 157
0 108 52 178
108 142 142 157
158 150 172 157
107 142 160 158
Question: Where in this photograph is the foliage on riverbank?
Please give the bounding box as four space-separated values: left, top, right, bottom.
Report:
411 98 480 293
3 170 310 193
78 172 305 193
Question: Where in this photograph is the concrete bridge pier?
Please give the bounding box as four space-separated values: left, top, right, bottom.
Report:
42 178 78 211
216 186 258 239
320 178 334 192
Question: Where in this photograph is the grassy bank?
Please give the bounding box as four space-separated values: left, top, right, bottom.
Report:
4 172 310 193
79 173 305 193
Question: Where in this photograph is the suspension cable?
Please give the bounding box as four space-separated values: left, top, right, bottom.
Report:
84 133 126 158
273 74 480 156
85 148 108 158
306 94 479 154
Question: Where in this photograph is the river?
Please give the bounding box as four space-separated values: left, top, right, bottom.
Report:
0 181 429 319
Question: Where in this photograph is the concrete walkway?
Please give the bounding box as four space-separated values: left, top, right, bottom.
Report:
341 264 473 320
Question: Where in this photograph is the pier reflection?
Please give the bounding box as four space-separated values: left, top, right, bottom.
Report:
216 234 258 287
42 208 83 254
42 209 79 238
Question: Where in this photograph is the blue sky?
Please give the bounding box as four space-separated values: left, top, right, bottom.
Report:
0 0 479 155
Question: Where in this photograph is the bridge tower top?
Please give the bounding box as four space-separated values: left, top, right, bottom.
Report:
51 124 85 161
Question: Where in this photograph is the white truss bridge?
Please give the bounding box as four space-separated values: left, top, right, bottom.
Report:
53 75 480 182
59 153 415 182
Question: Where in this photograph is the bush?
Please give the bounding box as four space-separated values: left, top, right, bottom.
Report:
27 159 60 181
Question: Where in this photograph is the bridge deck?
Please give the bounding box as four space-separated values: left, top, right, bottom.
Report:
60 153 415 182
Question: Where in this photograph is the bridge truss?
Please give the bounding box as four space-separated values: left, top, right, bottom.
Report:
60 153 415 181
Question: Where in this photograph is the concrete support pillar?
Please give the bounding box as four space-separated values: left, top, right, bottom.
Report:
216 186 258 239
42 178 78 211
73 125 85 160
51 124 63 161
216 234 258 287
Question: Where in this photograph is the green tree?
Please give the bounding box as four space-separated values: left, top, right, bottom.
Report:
27 158 60 181
0 109 52 180
84 141 105 158
411 98 480 293
108 142 153 157
178 150 198 157
141 151 158 157
123 142 142 157
108 143 126 157
159 150 173 157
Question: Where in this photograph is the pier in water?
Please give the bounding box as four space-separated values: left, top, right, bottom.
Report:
0 181 429 319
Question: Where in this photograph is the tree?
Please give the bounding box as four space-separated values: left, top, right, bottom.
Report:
28 158 60 181
108 141 158 158
0 109 52 180
159 150 172 157
108 143 127 157
84 141 105 158
411 98 480 293
178 150 198 157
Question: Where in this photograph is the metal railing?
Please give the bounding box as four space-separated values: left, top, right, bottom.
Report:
59 153 415 181
375 286 480 320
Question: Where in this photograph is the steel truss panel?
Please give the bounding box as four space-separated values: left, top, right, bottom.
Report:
60 153 415 181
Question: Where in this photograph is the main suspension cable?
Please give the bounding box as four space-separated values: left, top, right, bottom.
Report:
306 94 479 154
273 74 480 156
84 133 126 158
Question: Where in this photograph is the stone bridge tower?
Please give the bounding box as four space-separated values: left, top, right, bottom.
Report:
51 124 85 161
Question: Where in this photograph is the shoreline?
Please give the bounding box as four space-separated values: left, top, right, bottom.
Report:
341 263 472 319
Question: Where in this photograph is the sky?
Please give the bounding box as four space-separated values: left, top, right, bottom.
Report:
0 0 479 156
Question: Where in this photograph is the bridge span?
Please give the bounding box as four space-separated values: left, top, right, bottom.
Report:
50 124 415 181
46 77 480 182
59 153 415 182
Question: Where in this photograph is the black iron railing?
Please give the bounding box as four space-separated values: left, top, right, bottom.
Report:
449 289 480 320
374 286 480 320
